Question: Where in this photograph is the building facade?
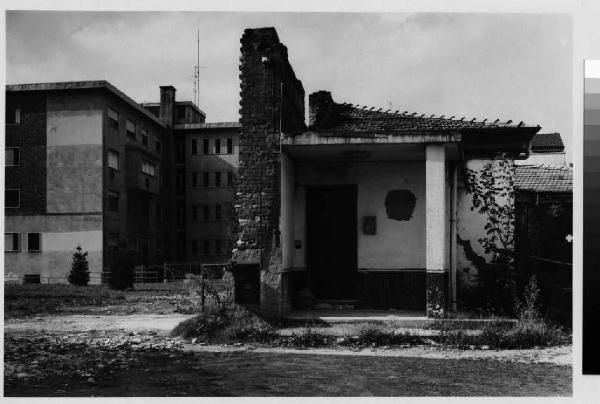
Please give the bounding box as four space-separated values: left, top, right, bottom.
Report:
4 82 240 283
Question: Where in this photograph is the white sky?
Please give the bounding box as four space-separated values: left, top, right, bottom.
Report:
6 11 572 160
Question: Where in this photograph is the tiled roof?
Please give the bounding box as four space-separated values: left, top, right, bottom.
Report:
530 132 565 153
514 165 572 193
310 102 537 135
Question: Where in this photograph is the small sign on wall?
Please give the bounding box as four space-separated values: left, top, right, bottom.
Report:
363 216 377 235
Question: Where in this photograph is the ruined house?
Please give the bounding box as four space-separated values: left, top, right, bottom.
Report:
231 27 544 316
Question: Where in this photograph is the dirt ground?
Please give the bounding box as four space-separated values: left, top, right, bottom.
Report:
3 284 573 396
4 344 571 397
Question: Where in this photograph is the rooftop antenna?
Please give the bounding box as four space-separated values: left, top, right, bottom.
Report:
193 29 200 107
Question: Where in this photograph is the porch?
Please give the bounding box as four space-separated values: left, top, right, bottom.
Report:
278 138 461 314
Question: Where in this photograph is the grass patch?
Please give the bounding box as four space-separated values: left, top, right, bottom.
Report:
4 283 202 318
4 284 125 318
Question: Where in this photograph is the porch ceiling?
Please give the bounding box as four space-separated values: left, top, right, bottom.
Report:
282 143 460 162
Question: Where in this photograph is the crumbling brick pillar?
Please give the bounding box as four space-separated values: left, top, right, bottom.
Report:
232 27 305 317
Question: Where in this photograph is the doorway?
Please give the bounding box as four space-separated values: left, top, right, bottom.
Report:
306 185 358 300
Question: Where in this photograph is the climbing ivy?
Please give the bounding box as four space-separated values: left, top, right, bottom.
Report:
463 154 517 314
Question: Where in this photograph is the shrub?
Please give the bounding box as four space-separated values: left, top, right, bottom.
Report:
68 245 90 286
286 328 332 348
109 255 135 290
171 303 276 343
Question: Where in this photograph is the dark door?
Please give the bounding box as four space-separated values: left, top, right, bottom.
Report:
307 185 358 300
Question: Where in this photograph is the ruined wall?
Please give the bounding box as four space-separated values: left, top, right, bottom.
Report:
233 27 306 315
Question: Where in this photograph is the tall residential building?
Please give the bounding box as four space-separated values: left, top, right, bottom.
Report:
4 81 239 283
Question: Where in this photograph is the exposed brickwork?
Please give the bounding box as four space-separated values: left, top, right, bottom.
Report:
5 92 47 215
233 27 305 315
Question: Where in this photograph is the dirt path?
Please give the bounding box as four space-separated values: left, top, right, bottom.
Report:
4 314 195 334
184 343 571 365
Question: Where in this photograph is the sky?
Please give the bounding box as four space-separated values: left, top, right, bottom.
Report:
6 11 572 160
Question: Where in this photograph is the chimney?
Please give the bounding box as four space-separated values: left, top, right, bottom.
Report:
309 91 334 128
159 85 176 127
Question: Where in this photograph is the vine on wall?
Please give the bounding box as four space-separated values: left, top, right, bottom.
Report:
463 154 517 314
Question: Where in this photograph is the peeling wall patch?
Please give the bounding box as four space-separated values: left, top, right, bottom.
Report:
385 190 416 221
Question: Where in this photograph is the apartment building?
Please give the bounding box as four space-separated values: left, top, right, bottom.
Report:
4 81 239 283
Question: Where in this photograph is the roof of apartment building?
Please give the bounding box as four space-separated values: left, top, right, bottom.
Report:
530 132 565 153
308 92 540 136
514 165 572 193
141 101 206 119
7 80 166 128
174 122 241 131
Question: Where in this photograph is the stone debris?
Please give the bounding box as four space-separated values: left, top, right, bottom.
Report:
4 331 185 385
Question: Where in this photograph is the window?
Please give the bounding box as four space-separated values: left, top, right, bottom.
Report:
192 172 198 188
192 205 198 220
27 233 41 252
227 138 233 154
192 239 199 254
156 205 163 221
176 141 185 161
6 104 20 125
155 140 162 153
191 139 198 155
203 139 209 154
215 205 222 220
215 172 222 187
5 189 20 208
108 108 119 130
227 171 234 187
203 239 211 255
203 172 210 187
108 149 119 170
5 233 20 252
6 148 20 166
24 274 41 284
178 107 186 121
215 138 221 154
127 237 138 252
142 161 156 176
141 238 149 254
108 190 119 212
203 205 210 221
215 240 222 255
108 233 119 251
141 128 149 146
176 172 184 190
126 120 136 139
176 203 185 226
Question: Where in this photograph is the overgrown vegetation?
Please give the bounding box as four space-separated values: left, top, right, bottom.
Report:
68 245 90 286
172 274 569 350
463 155 518 314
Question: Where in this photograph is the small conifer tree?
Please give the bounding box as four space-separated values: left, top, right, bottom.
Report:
68 245 90 286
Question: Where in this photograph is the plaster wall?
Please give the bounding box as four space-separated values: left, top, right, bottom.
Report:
293 160 427 269
4 214 103 284
515 153 567 166
46 95 103 214
456 158 515 287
